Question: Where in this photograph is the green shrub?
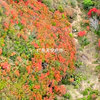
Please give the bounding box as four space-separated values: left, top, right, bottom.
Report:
77 97 87 100
93 0 100 9
82 89 88 96
95 65 100 73
83 0 93 9
58 5 64 13
0 80 6 90
79 37 90 48
42 0 52 7
90 90 99 95
95 29 100 36
75 60 83 68
63 93 71 99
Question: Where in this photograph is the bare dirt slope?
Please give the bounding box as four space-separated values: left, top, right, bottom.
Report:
66 0 100 99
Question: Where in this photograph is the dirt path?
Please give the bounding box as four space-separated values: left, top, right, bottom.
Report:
71 1 82 30
56 0 100 99
65 1 100 100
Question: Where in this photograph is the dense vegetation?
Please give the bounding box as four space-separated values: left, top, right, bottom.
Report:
0 0 76 99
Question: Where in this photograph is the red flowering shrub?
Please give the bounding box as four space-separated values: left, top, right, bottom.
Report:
78 31 86 37
87 8 100 50
57 85 67 96
87 8 100 34
0 0 76 99
87 8 100 18
88 8 98 17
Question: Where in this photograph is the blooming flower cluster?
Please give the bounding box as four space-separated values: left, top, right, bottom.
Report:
88 7 100 18
87 8 100 48
88 8 98 17
78 31 86 37
98 39 100 47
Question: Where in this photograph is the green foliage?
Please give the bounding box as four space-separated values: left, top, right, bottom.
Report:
0 80 6 90
52 22 56 26
69 33 73 38
82 89 89 96
77 97 87 100
54 97 58 100
42 0 52 7
42 69 48 73
95 29 100 36
62 14 65 19
70 0 76 8
0 38 4 47
79 37 90 48
85 87 92 91
83 0 93 9
18 65 26 74
72 73 82 85
62 72 82 86
63 93 71 99
95 65 100 73
58 5 64 13
17 23 24 30
80 88 100 100
87 90 99 100
61 72 72 85
49 8 55 12
62 77 70 85
28 80 34 90
90 90 99 95
55 61 61 67
13 39 35 60
75 60 83 68
93 0 100 9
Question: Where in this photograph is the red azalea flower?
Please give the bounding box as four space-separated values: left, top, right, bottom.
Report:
88 8 98 17
1 62 9 69
4 22 9 29
78 31 86 37
26 66 31 74
15 70 20 77
20 18 26 25
5 12 9 16
97 9 100 16
31 41 39 48
0 48 2 55
98 39 100 47
87 26 90 31
34 85 40 89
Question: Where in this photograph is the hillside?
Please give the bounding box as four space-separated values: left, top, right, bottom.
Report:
0 0 100 100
